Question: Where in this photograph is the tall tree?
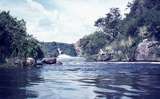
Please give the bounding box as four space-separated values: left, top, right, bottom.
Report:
0 11 44 63
95 8 122 40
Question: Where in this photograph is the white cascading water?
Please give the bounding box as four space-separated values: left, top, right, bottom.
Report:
57 48 86 64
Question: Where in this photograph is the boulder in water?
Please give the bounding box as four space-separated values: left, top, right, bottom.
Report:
25 57 36 66
42 58 57 64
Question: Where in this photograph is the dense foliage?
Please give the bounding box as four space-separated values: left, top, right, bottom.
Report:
78 31 111 56
77 0 160 61
0 11 44 63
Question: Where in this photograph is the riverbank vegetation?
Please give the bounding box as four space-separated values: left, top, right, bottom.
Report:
0 11 44 65
76 0 160 62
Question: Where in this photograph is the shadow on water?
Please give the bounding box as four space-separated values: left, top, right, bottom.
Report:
0 67 44 99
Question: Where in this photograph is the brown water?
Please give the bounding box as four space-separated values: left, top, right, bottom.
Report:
0 62 160 99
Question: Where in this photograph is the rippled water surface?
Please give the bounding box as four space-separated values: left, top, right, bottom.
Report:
0 62 160 99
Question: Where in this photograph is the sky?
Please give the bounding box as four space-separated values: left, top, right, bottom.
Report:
0 0 132 43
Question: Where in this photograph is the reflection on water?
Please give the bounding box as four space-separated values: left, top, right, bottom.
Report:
0 63 160 99
0 68 43 99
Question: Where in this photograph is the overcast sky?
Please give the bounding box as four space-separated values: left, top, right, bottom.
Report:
0 0 132 43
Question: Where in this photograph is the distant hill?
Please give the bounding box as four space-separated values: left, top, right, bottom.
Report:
40 42 77 57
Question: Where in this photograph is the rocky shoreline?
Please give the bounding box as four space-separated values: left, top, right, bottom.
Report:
0 57 63 69
83 39 160 62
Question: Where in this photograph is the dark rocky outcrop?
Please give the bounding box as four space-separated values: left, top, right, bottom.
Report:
41 58 57 64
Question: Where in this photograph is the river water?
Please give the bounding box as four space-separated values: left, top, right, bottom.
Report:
0 62 160 99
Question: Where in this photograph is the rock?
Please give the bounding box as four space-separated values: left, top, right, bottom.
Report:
6 57 24 67
136 39 160 61
5 57 37 67
25 57 36 66
97 53 112 61
42 57 57 64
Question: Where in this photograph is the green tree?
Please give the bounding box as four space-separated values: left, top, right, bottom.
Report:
78 31 110 55
0 11 44 63
95 8 122 40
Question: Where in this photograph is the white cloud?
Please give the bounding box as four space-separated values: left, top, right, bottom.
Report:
0 0 132 43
